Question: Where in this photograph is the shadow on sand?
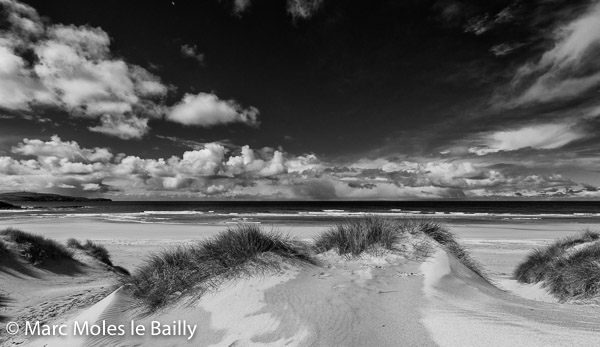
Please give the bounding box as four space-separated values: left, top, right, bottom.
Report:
1 249 86 278
0 293 10 323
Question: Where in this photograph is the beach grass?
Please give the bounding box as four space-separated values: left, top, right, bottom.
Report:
0 228 73 265
66 238 81 248
67 238 113 266
514 230 599 284
514 230 600 300
314 217 488 280
124 218 488 311
314 217 404 256
121 224 317 312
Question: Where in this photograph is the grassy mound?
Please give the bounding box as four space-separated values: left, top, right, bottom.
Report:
122 224 317 312
514 230 600 301
314 217 404 256
315 218 488 280
314 217 487 280
67 238 112 266
0 228 73 265
125 219 487 311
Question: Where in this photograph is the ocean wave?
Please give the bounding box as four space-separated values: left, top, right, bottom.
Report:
6 208 600 225
142 210 205 215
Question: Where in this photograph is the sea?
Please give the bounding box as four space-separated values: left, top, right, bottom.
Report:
2 200 600 225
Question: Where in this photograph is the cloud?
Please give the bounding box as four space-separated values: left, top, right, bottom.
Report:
468 123 584 155
167 92 259 127
490 42 525 56
460 3 518 36
233 0 251 15
82 183 102 191
464 13 493 35
224 146 288 177
180 44 204 64
285 154 323 173
500 1 600 106
156 135 236 150
107 141 292 193
0 136 112 193
205 184 228 195
0 135 594 199
230 0 324 19
0 0 43 36
0 136 302 196
88 114 149 140
12 135 113 162
0 1 169 138
348 182 377 189
343 155 583 199
0 0 258 139
0 45 55 110
292 179 337 199
287 0 324 19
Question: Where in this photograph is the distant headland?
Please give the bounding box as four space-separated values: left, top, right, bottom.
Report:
0 192 111 203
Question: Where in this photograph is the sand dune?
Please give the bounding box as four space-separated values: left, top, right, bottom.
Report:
31 250 437 346
25 245 600 346
3 219 600 346
0 246 118 346
421 250 600 347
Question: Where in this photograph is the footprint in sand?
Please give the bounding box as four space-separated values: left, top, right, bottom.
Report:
317 272 331 279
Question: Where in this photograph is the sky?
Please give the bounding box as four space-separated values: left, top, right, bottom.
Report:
1 0 600 200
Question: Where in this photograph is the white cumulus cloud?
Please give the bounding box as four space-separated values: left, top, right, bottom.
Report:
12 135 113 162
168 92 259 127
0 0 259 139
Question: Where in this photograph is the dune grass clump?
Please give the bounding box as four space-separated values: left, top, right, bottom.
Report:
66 238 81 248
0 228 73 265
121 224 317 312
514 230 599 284
67 238 112 266
314 217 488 280
314 217 404 256
514 230 600 300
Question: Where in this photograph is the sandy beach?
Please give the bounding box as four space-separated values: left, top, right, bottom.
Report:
1 218 600 346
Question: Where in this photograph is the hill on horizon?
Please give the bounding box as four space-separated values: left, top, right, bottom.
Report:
0 192 111 203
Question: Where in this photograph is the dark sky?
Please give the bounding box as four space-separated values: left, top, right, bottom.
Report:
1 0 600 199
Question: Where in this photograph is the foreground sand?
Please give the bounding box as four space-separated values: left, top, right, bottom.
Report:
2 218 600 346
